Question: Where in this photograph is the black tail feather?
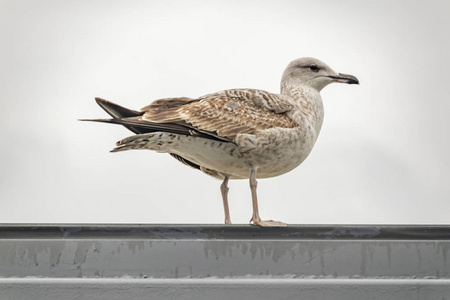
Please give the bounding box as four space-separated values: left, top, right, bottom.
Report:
95 98 143 119
80 117 201 138
82 97 231 140
84 98 145 134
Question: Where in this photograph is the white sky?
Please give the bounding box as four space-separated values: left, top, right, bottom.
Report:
1 0 449 224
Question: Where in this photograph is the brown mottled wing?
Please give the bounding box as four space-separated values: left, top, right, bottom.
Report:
198 89 294 114
142 89 297 141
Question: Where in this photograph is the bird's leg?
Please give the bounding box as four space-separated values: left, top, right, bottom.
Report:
249 168 287 227
220 175 232 225
249 169 262 224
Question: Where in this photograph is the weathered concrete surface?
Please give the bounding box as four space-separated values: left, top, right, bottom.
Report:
0 239 449 278
0 225 449 299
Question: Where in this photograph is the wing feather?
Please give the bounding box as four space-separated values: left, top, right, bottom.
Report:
141 89 297 141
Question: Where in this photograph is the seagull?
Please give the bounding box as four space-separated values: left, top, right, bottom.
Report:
82 57 358 226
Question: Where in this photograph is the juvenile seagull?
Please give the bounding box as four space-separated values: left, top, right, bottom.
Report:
83 58 358 226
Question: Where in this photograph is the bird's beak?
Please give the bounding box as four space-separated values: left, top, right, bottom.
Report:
329 73 359 85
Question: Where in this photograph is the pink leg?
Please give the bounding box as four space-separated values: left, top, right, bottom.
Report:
249 168 287 227
220 175 232 225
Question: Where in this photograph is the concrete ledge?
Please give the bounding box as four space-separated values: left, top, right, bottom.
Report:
1 225 449 299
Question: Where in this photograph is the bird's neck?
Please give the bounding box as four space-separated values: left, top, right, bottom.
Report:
282 85 325 138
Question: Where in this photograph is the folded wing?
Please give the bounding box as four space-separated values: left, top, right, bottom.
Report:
140 89 297 142
86 89 297 144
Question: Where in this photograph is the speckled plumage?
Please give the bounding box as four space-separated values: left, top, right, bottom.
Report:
84 57 358 226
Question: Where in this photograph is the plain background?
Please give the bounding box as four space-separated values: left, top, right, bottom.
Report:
1 0 449 224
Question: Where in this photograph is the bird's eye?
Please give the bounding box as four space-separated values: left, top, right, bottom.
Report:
309 65 319 71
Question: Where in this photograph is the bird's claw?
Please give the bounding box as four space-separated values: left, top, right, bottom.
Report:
251 219 287 227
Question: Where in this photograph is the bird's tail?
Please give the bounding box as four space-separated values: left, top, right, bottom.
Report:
80 98 145 134
94 97 142 119
110 132 174 153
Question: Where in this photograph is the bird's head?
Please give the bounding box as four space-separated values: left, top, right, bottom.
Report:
281 57 359 92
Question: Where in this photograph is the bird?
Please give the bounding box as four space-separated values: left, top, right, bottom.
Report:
82 57 358 227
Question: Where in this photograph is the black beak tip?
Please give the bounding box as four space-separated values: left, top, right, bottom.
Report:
338 73 359 85
349 77 359 85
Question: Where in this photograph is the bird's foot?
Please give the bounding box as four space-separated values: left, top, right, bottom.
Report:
225 219 232 225
250 218 287 227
